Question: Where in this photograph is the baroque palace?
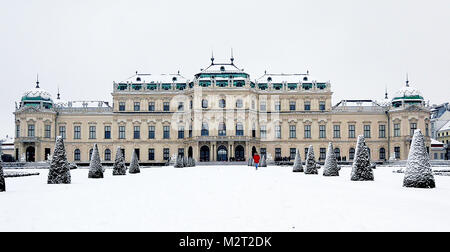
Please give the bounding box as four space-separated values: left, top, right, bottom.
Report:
14 56 431 164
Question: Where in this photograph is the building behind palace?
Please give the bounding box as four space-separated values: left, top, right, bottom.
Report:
13 57 434 164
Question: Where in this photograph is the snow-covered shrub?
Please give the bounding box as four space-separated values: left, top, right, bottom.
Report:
48 136 71 184
113 147 127 176
88 144 104 179
350 136 374 181
293 149 303 172
403 129 435 188
129 150 141 174
260 155 267 167
69 163 78 170
323 142 340 176
304 145 318 175
174 155 184 168
0 162 5 192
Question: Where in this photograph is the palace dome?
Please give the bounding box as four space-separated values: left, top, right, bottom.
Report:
392 80 423 101
20 79 54 109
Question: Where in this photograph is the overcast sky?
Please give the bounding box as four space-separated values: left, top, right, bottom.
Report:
1 0 449 138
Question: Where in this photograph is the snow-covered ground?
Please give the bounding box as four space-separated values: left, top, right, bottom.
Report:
1 165 450 232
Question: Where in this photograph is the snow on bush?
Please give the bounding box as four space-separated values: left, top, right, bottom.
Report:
113 147 127 176
48 136 71 184
69 163 78 170
304 145 319 175
129 150 141 174
350 136 374 181
174 155 184 168
260 155 267 167
88 144 104 179
0 162 5 192
293 149 303 172
403 129 436 188
323 142 340 176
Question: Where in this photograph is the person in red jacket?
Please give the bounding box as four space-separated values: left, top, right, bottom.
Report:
253 152 261 170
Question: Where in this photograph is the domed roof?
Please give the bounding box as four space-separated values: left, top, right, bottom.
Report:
21 81 53 102
392 79 423 101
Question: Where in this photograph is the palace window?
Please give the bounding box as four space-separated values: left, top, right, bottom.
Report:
119 102 125 111
395 147 401 159
319 101 326 111
333 125 341 138
189 124 192 138
349 125 356 139
219 99 226 108
89 126 96 139
236 123 244 136
260 101 266 111
319 125 326 139
260 125 267 139
304 125 311 139
74 126 81 139
148 102 155 111
134 102 140 112
379 148 386 161
163 148 170 160
134 126 140 139
379 125 386 138
289 125 296 139
104 126 111 139
148 126 155 139
59 126 66 139
394 123 401 137
364 125 371 138
410 123 417 136
105 149 111 161
45 125 51 138
236 99 243 108
290 148 296 160
290 101 296 111
219 123 226 136
178 148 185 158
275 148 282 160
163 126 170 139
163 102 170 112
178 126 185 139
178 102 184 111
274 101 281 111
275 125 282 139
202 99 208 108
74 149 81 161
119 126 126 139
201 122 209 136
304 101 311 111
349 148 355 160
320 148 326 160
334 148 341 159
16 124 20 138
260 148 267 157
148 148 155 161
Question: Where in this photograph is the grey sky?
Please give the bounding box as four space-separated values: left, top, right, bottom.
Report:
1 0 449 138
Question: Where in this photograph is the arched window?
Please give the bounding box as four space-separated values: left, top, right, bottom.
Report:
74 149 81 161
105 149 111 161
89 149 93 161
201 122 209 136
236 99 243 108
379 147 386 161
219 99 226 108
236 123 244 136
219 122 226 136
349 148 355 160
334 148 341 160
202 99 208 108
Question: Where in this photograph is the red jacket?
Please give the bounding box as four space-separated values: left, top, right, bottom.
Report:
253 154 260 164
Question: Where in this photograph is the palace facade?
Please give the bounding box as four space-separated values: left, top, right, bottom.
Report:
14 57 431 164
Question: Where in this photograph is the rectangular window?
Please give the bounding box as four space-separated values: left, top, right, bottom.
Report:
189 125 192 138
219 123 226 136
104 126 111 139
289 101 296 111
395 147 401 159
178 102 184 111
290 148 296 160
275 148 282 160
119 126 126 139
275 125 281 139
289 125 296 139
119 102 125 111
333 125 341 138
163 126 170 139
260 148 266 157
394 123 401 137
236 124 244 136
163 148 170 160
304 125 311 139
260 125 267 139
89 126 96 139
319 101 326 111
274 101 281 111
349 125 356 139
59 126 66 139
304 101 311 111
134 126 140 139
134 102 140 111
410 123 417 136
163 102 170 112
319 125 326 138
16 125 20 138
74 126 81 139
45 125 51 138
178 126 184 139
148 126 155 139
178 148 185 158
148 148 155 161
148 102 155 111
320 148 326 160
364 125 371 138
378 125 386 138
260 101 266 111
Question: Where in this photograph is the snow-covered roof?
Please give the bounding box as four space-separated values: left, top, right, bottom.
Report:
438 120 450 132
431 138 444 146
256 73 313 84
118 73 188 84
393 80 423 101
22 87 53 101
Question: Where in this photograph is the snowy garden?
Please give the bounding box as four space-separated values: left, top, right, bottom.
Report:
1 130 450 231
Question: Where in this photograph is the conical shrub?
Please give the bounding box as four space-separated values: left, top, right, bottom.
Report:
403 129 435 188
48 136 71 184
88 144 103 179
113 147 127 175
304 145 318 175
293 149 303 172
350 136 374 181
323 142 340 176
129 150 141 174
